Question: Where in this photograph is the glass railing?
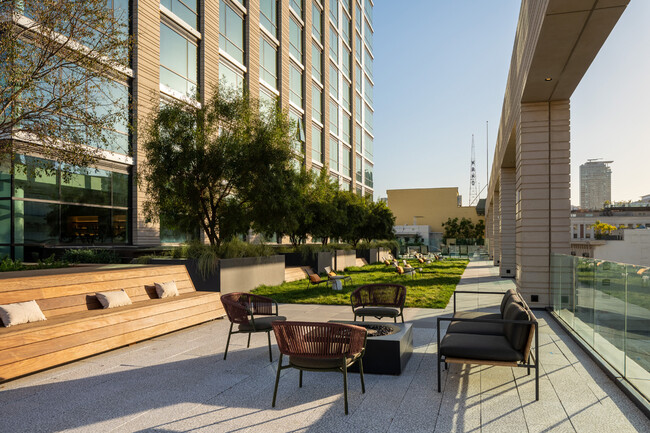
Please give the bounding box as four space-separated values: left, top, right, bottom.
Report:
550 254 650 401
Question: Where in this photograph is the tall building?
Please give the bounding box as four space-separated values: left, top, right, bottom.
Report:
580 159 612 210
3 0 375 260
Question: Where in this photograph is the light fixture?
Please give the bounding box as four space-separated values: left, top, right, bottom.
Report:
544 77 553 81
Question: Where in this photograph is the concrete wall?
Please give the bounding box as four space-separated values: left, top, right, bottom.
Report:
592 230 650 267
386 187 483 233
219 255 285 294
316 252 334 274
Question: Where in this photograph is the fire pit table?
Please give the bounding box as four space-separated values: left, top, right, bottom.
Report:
330 321 413 375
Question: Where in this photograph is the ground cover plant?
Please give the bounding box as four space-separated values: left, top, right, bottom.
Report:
252 259 469 309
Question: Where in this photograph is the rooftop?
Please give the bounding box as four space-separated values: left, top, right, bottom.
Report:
1 262 648 432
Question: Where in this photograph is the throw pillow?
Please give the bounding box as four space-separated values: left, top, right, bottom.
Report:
96 290 132 309
0 300 47 327
154 281 179 298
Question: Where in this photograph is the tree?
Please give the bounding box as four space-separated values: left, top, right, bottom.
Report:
473 219 486 241
307 169 341 245
442 217 460 240
591 220 618 239
273 167 315 247
361 201 395 243
1 1 131 169
339 192 367 248
140 87 295 246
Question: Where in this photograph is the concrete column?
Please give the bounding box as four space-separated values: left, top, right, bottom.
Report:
515 101 571 307
486 201 493 259
499 168 516 277
492 189 501 266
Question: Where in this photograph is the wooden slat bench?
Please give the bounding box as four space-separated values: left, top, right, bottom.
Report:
0 264 224 382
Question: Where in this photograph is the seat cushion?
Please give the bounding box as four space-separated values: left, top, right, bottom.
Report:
238 315 287 331
354 307 399 318
503 302 531 353
452 311 501 320
446 320 504 336
500 289 518 316
290 353 360 369
439 333 524 362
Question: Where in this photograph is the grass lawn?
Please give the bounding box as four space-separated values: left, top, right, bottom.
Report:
252 259 469 309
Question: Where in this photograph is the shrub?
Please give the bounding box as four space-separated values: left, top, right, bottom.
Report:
61 249 121 264
0 255 69 272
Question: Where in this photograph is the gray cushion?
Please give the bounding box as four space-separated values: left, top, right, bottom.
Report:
452 311 501 320
354 307 400 318
500 289 518 316
439 333 524 362
446 319 504 336
238 315 286 331
503 302 531 353
290 354 360 369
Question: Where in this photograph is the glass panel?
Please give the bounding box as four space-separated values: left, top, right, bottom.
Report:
0 200 10 244
59 205 112 244
355 2 362 32
342 48 351 79
364 131 373 158
14 200 59 244
363 17 373 50
329 101 338 135
355 123 362 153
290 64 303 106
311 43 322 82
113 173 129 208
329 27 338 62
290 18 303 61
161 0 198 28
341 112 350 144
112 208 128 244
364 161 373 187
0 158 11 198
593 260 627 373
260 88 277 113
160 23 198 96
355 92 361 122
220 0 245 64
355 155 362 182
364 47 373 79
342 80 351 111
311 125 323 163
364 73 373 104
14 155 59 201
329 64 338 97
312 2 322 41
329 0 338 26
364 103 373 133
355 33 362 61
260 0 278 37
364 0 373 25
219 60 245 91
342 10 351 45
626 264 650 398
260 37 278 88
574 257 596 346
290 0 303 16
312 84 322 121
342 146 351 177
329 136 338 171
60 167 111 206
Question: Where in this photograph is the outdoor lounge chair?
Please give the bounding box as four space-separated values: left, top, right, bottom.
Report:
306 270 330 288
351 283 406 323
271 321 367 414
436 289 539 400
325 266 352 285
220 293 286 362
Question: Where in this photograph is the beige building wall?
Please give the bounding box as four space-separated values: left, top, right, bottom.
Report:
386 187 484 234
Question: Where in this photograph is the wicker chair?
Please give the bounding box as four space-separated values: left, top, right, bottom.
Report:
350 283 407 323
271 321 367 415
220 293 286 362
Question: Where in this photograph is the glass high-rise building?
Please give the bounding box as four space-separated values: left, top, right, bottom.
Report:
579 159 612 210
2 0 375 259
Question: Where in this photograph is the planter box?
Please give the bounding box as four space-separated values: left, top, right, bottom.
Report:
280 251 317 268
149 255 285 294
316 252 333 274
334 250 356 271
219 255 285 294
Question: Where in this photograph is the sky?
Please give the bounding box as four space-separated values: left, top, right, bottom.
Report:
372 0 650 206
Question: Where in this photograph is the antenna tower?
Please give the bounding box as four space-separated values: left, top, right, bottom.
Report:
469 135 478 206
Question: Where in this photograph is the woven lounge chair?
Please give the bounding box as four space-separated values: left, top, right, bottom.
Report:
351 283 406 323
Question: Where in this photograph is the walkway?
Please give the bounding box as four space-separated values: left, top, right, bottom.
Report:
0 261 648 432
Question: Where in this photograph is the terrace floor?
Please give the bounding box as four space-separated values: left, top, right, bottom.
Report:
1 261 648 432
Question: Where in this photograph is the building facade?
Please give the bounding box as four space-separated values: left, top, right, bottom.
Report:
4 0 375 260
579 159 612 210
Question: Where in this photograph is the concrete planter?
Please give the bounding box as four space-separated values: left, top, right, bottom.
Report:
149 255 285 294
316 251 334 274
334 250 356 271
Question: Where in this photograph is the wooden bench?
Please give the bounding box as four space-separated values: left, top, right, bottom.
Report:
0 264 224 382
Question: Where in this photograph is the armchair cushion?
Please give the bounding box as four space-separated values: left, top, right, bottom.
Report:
354 307 400 318
439 333 524 362
238 315 286 331
289 353 361 369
446 320 504 336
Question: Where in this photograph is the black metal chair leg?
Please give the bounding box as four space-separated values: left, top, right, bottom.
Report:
535 323 539 401
343 362 349 415
527 354 531 375
247 332 251 348
401 314 404 324
272 354 283 407
437 318 441 393
267 331 273 362
444 362 448 370
394 316 397 323
224 323 233 360
359 358 365 393
299 370 303 388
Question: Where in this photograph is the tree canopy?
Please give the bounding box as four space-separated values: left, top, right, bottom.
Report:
442 217 485 244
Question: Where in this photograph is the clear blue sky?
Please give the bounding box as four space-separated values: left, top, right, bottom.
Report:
372 0 650 205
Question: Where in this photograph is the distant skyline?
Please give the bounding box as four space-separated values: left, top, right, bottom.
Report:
373 0 650 206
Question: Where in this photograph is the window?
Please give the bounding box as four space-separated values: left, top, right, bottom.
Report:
364 131 373 158
161 0 198 28
329 27 338 62
290 18 303 61
342 0 351 12
364 47 373 79
363 18 373 50
260 0 278 37
330 136 339 171
312 2 322 41
364 161 373 187
289 111 305 153
342 146 351 177
355 34 362 61
219 0 245 63
354 93 361 122
260 37 278 89
329 101 338 135
342 48 351 79
342 10 351 45
329 64 338 97
364 74 373 104
342 113 350 144
90 79 129 154
312 125 323 163
355 63 361 91
311 42 322 82
355 155 362 181
356 185 362 196
291 0 303 16
355 2 362 32
330 0 339 26
364 103 373 133
355 123 361 153
259 88 277 112
160 23 198 96
312 84 322 121
364 0 373 26
342 80 350 111
290 64 303 106
219 60 244 91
